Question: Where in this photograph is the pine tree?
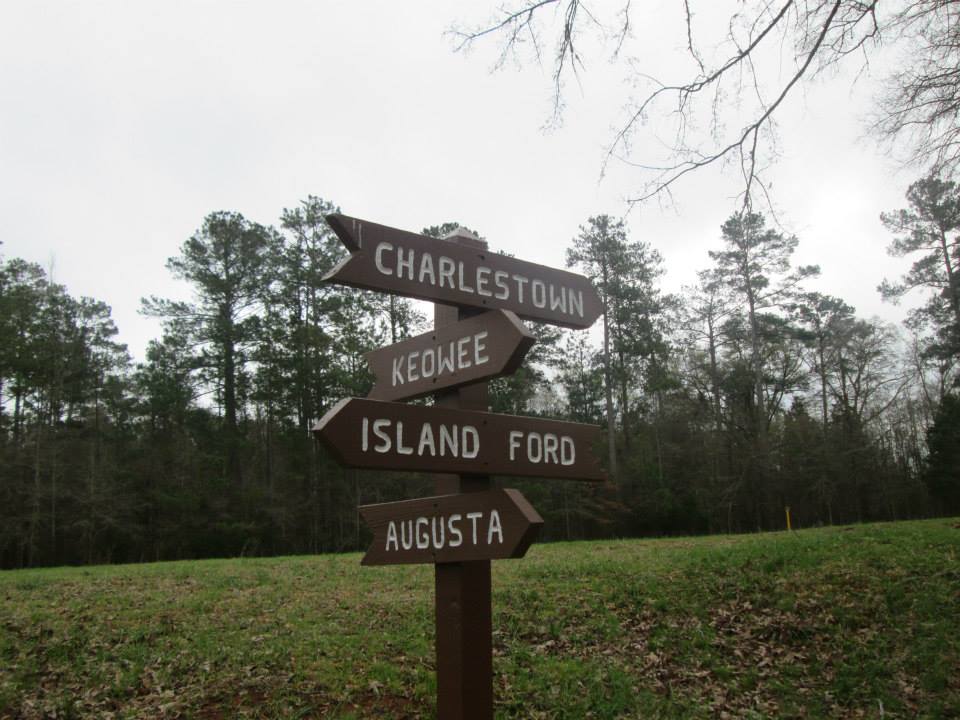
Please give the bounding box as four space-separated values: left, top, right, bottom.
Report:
880 174 960 361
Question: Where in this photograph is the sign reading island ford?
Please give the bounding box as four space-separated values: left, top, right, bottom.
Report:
324 214 603 329
314 397 605 481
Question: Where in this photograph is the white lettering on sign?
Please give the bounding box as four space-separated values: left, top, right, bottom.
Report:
569 291 583 318
398 248 414 280
458 262 474 293
531 279 546 308
389 331 491 388
487 510 503 544
494 271 509 300
467 512 482 544
549 285 566 314
419 253 436 285
476 267 492 296
418 424 436 456
512 275 528 303
396 422 413 455
373 419 392 452
361 419 480 459
438 256 455 288
508 430 576 465
416 517 429 549
448 514 463 547
384 510 504 553
370 241 586 320
375 243 394 276
475 331 488 365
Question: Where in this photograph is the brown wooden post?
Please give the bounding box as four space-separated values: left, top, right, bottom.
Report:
434 228 493 720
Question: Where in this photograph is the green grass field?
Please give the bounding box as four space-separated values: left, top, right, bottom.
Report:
2 519 958 719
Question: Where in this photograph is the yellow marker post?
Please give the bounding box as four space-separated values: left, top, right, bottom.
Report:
785 506 792 532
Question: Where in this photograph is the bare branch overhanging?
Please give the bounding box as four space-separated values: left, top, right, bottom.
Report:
451 1 960 208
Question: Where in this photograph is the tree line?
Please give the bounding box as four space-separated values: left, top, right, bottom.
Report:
1 178 958 569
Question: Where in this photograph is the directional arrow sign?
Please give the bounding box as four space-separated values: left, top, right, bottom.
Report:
366 310 535 402
314 398 606 481
359 489 543 565
324 214 603 329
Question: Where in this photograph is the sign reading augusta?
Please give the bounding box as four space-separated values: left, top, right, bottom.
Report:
315 397 605 481
359 489 543 565
366 310 534 402
324 214 603 329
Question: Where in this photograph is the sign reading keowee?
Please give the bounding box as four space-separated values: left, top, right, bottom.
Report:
359 489 543 565
314 398 606 481
324 214 603 329
366 310 534 402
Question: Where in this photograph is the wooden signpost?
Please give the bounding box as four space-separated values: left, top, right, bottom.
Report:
314 216 605 719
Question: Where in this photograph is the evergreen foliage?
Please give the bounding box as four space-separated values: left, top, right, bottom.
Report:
0 188 956 568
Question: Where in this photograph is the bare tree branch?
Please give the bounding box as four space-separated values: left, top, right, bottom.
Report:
450 1 914 209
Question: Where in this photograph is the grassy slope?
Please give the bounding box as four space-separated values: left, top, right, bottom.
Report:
1 519 958 719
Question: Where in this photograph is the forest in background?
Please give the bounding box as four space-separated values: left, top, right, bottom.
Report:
1 176 958 569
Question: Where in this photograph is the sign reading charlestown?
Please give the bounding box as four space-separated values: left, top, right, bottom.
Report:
324 214 603 329
359 489 543 565
366 310 535 402
315 397 606 481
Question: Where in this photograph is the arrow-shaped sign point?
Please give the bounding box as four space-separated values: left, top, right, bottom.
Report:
324 213 361 252
366 310 534 402
359 489 543 565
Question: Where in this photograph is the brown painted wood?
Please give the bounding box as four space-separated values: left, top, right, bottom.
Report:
359 489 542 565
323 213 603 329
431 232 493 720
313 397 606 481
365 310 534 402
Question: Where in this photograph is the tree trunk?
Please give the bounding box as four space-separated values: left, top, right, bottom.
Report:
13 385 22 449
88 385 101 564
601 266 617 478
618 348 632 451
222 316 242 491
707 314 723 432
28 394 43 567
744 279 766 530
937 227 960 328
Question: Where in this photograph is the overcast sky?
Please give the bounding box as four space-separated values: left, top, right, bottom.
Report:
0 1 922 361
